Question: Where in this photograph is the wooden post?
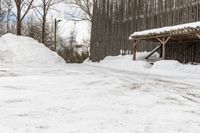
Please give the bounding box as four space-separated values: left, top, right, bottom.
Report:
160 43 163 58
156 36 171 59
132 40 138 60
163 43 166 59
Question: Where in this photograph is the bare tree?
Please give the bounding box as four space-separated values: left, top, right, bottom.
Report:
33 0 63 43
66 0 93 21
3 0 13 33
14 0 34 35
0 0 6 35
0 0 1 14
24 15 42 41
0 0 2 15
68 26 77 48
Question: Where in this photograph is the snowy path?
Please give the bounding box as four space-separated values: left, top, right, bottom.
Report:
0 64 200 133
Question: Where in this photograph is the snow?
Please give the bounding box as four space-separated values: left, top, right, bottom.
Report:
130 21 200 39
0 35 200 132
151 60 200 77
0 34 65 64
85 54 152 73
0 63 200 133
85 53 200 78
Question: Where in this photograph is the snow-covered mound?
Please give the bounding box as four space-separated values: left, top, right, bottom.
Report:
151 60 180 71
86 53 200 77
0 34 65 64
136 51 159 60
84 52 156 73
97 55 152 72
151 60 200 76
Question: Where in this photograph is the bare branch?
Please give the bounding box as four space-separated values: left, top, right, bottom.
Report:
65 0 93 22
21 0 34 21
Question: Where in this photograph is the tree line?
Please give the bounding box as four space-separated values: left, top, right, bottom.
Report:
0 0 92 63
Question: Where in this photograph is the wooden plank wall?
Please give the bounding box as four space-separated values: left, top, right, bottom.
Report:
90 0 200 63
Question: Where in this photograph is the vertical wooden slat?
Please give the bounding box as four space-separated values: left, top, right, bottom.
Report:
90 0 200 63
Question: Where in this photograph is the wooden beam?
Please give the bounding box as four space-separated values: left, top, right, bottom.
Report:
156 36 171 59
156 36 171 45
156 37 164 44
145 44 162 60
132 30 199 42
164 36 172 44
196 33 200 39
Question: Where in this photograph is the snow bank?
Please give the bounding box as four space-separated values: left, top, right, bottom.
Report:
85 52 157 73
151 60 200 76
152 60 180 71
98 55 152 72
0 34 65 64
86 53 200 77
136 51 159 61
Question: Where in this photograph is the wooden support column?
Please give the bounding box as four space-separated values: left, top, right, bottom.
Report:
132 40 138 60
156 36 171 59
160 43 163 58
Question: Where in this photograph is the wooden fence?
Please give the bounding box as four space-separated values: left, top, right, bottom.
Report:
90 0 200 62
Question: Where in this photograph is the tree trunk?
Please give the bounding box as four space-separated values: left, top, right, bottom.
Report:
42 16 46 43
16 5 21 35
7 9 11 33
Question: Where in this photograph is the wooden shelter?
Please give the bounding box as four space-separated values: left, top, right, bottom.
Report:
91 0 200 63
129 22 200 61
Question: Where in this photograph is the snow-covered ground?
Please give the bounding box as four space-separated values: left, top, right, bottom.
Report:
0 34 200 133
0 63 200 133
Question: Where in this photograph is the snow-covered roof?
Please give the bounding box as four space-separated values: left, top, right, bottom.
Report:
129 21 200 41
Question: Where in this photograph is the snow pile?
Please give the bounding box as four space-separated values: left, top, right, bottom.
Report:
0 34 65 64
136 51 159 61
98 55 152 72
152 60 181 70
151 60 200 76
130 21 200 38
86 53 200 77
85 52 157 73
